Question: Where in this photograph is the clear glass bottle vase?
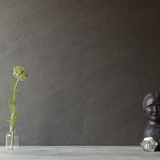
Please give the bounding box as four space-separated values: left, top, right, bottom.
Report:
6 126 19 150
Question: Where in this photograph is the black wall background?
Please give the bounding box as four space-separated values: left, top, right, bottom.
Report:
0 0 160 145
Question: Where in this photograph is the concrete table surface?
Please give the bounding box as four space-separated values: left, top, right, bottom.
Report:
0 146 160 160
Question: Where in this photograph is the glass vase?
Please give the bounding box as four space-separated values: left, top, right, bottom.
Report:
6 126 19 150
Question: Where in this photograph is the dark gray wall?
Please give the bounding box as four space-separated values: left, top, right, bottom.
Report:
0 0 160 145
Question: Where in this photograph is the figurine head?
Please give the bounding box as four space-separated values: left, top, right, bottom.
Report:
143 92 160 122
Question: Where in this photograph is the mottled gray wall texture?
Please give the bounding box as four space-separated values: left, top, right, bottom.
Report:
0 0 160 146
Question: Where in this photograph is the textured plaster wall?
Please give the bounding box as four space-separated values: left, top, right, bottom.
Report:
0 0 160 145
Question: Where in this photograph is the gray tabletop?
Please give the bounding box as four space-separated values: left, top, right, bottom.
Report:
0 146 160 160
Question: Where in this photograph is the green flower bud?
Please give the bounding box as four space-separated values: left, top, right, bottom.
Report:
12 66 28 81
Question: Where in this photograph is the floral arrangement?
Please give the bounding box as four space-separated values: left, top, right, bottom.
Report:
7 66 28 149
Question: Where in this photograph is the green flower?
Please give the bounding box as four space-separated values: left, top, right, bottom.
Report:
12 66 28 81
7 66 28 150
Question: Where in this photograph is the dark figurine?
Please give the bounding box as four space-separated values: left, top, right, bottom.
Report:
143 92 160 151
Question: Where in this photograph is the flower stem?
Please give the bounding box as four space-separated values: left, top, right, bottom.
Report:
11 130 14 150
11 77 20 124
10 77 20 150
